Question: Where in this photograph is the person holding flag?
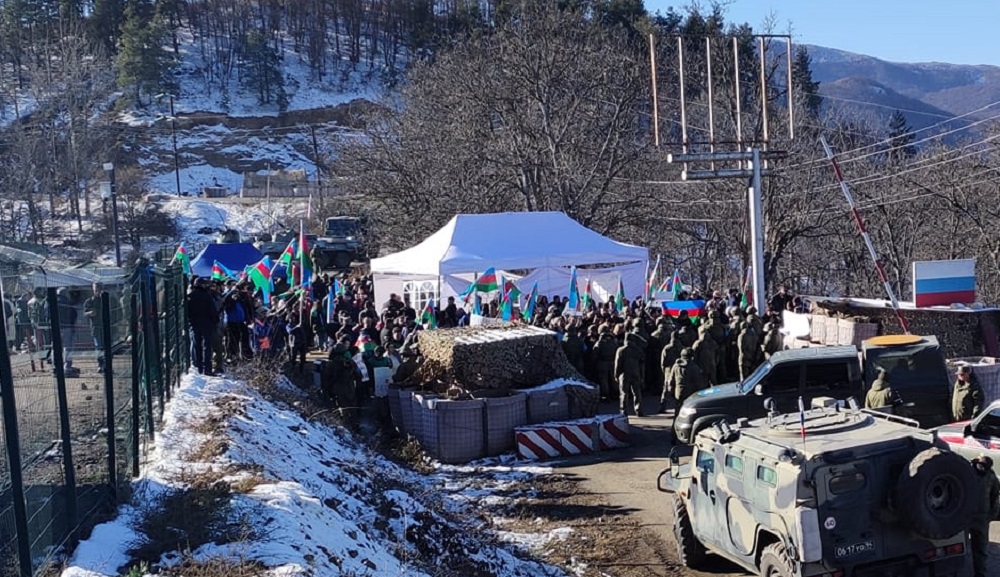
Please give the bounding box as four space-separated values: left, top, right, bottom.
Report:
420 299 438 329
522 281 539 322
567 267 581 311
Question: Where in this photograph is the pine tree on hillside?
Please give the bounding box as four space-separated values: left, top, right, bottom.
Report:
90 0 125 53
792 46 822 117
114 2 176 105
242 29 287 110
887 109 915 161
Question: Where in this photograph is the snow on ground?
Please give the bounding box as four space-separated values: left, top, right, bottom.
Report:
62 373 569 577
161 196 310 244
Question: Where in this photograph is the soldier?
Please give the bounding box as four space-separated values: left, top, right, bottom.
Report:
594 325 619 400
746 306 764 336
562 325 586 374
952 365 984 421
648 318 671 393
737 321 760 381
761 322 783 361
970 454 1000 577
694 330 718 387
614 332 644 417
864 368 894 409
663 347 705 410
676 322 696 349
323 342 359 426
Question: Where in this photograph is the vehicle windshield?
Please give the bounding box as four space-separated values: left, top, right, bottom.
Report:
326 219 360 236
739 361 773 394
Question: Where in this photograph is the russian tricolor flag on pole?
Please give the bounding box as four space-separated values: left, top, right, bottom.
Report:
912 259 976 307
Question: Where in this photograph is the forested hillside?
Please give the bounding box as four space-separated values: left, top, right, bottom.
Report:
2 0 1000 304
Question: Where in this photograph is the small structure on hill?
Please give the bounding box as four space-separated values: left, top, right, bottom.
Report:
241 169 316 198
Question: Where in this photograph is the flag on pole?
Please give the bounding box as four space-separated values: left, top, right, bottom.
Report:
501 289 513 321
741 266 754 309
211 260 239 281
277 237 297 268
615 276 625 312
247 256 273 305
798 396 806 440
461 268 499 297
297 221 313 288
522 281 539 321
646 255 661 300
670 268 682 301
421 299 437 329
567 267 580 310
326 283 336 323
171 243 191 277
582 278 592 310
503 278 521 302
473 294 482 316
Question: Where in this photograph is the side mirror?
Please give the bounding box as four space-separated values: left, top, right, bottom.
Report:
965 423 975 437
668 447 680 468
754 384 765 396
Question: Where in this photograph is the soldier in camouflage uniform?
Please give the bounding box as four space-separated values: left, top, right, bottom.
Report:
647 318 671 393
865 367 895 409
594 326 619 400
676 322 696 349
694 330 719 387
760 322 783 360
665 347 706 408
323 342 359 426
737 321 760 381
746 306 764 336
952 365 984 422
970 454 1000 577
614 332 645 416
562 325 586 374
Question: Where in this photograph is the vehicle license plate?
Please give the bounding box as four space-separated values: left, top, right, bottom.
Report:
835 540 874 557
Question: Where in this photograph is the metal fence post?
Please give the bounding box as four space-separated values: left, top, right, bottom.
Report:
149 272 165 414
129 292 140 477
46 288 78 538
142 273 156 438
101 292 117 497
0 316 33 577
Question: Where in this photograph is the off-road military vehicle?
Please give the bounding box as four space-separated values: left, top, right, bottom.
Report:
658 398 976 577
673 335 952 444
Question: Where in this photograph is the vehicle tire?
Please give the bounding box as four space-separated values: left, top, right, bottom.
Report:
758 542 794 577
671 494 706 568
332 251 352 269
894 447 977 539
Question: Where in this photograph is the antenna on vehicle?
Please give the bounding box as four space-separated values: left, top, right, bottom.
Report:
764 397 778 422
847 397 860 413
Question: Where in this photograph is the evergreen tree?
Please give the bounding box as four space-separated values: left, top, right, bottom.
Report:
114 2 176 104
792 45 822 117
241 29 285 107
90 0 125 53
887 109 915 161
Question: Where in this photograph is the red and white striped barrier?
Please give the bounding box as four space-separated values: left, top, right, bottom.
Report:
515 414 631 460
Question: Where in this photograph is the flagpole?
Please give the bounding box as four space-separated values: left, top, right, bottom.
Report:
299 219 305 329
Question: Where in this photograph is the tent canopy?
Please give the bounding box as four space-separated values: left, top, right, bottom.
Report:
371 212 647 276
190 243 263 278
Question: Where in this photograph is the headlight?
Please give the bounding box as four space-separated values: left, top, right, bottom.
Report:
346 236 356 241
678 406 697 418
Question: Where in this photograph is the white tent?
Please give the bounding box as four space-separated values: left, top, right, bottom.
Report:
371 212 648 306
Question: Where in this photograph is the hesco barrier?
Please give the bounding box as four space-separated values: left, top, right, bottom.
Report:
0 256 187 577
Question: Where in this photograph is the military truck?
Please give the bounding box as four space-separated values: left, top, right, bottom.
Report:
659 400 976 577
673 335 952 444
313 216 372 270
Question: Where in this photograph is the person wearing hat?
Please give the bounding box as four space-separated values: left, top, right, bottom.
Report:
662 347 706 411
970 454 1000 577
952 365 984 422
864 368 894 409
322 342 359 426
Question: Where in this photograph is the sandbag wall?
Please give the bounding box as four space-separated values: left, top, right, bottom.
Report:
390 382 595 463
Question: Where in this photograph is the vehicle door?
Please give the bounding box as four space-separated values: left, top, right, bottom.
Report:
718 448 755 556
803 361 856 407
958 405 1000 471
689 443 724 548
752 363 803 415
813 462 880 565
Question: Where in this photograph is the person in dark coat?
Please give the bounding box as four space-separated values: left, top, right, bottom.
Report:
953 365 985 421
970 454 1000 577
614 332 645 417
323 342 359 426
187 278 219 375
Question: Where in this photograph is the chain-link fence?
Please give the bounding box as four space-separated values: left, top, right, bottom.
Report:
0 256 187 577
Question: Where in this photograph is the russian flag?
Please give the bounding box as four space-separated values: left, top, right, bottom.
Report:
912 259 975 307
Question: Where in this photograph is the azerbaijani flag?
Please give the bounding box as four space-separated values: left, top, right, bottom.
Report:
421 299 437 329
462 267 498 295
172 243 191 277
277 237 297 268
670 268 683 301
501 289 513 321
211 260 239 281
248 256 273 305
662 300 705 325
503 278 521 302
297 222 313 288
567 267 580 310
646 255 661 300
615 276 625 312
741 266 753 309
522 281 539 321
581 279 592 310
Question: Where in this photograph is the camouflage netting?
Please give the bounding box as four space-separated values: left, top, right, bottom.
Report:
411 325 586 392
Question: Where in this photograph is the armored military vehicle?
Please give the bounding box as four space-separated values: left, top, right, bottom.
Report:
659 398 976 577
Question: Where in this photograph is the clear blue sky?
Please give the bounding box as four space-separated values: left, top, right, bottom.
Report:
643 1 1000 66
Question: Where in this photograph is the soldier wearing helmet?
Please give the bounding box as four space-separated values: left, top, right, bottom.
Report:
970 454 999 577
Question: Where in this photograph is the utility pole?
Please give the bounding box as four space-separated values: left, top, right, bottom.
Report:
157 93 181 196
102 163 122 267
